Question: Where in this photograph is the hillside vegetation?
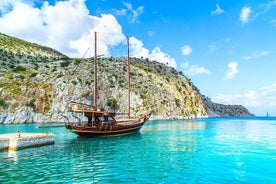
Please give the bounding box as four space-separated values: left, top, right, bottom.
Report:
0 33 253 123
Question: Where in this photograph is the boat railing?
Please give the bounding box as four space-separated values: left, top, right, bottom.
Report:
67 101 94 111
65 121 88 127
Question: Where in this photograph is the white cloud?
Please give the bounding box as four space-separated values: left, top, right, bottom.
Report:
240 6 251 24
129 37 177 68
0 0 116 56
129 36 149 57
114 2 144 23
181 45 192 55
0 1 47 43
211 4 224 15
181 61 210 76
150 47 177 68
0 0 177 68
70 14 125 57
225 62 239 80
243 50 271 60
214 83 276 115
41 0 97 56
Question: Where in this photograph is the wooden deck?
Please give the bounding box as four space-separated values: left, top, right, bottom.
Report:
0 132 55 151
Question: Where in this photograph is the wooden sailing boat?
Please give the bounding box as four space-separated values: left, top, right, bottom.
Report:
65 32 151 138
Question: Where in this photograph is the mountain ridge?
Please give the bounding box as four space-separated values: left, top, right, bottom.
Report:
0 33 254 124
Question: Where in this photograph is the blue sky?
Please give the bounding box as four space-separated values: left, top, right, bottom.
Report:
0 0 276 116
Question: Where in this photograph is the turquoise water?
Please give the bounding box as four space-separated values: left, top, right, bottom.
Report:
1 117 276 183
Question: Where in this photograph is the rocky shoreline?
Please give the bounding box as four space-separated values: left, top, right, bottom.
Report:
0 100 253 124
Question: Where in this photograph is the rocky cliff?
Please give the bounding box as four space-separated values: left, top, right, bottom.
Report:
202 96 254 117
0 33 253 124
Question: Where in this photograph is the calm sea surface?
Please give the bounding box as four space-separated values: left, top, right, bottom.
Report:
1 117 276 184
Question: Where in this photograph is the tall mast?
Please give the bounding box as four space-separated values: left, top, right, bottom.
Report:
94 32 97 110
127 36 131 118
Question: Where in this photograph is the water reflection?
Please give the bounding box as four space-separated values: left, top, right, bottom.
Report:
144 120 206 132
7 150 18 162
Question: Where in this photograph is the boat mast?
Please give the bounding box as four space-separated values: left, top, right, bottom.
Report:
94 32 97 110
127 36 131 118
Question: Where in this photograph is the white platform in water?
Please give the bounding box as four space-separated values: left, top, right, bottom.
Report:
0 132 54 151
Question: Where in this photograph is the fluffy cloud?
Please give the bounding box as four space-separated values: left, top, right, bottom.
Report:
0 0 125 57
240 6 251 24
70 14 125 57
211 4 224 15
181 61 210 76
181 45 192 55
0 1 47 43
215 83 276 115
0 0 176 67
129 36 149 57
150 47 177 68
129 37 177 68
225 62 239 80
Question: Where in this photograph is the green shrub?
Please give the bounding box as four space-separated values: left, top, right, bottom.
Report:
85 81 91 85
0 99 5 107
106 98 118 110
9 64 15 69
71 80 77 85
175 98 181 107
144 66 149 72
140 93 147 99
74 58 81 65
32 62 39 70
29 72 38 78
26 99 35 107
12 65 26 72
119 83 124 88
130 71 136 76
60 61 69 67
137 64 142 69
175 84 182 92
56 74 64 78
181 81 186 88
82 92 90 98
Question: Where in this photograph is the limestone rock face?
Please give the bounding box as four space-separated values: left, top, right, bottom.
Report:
202 96 254 117
0 33 254 124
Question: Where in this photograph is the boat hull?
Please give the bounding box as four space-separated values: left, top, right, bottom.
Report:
65 118 148 138
65 124 143 138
